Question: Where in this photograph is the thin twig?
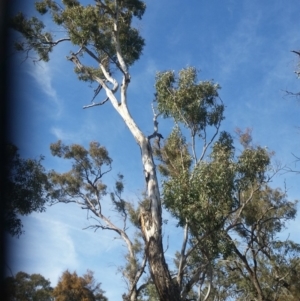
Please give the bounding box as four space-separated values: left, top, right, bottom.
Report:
83 97 109 109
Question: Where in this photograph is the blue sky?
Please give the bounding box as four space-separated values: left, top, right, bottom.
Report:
6 0 300 300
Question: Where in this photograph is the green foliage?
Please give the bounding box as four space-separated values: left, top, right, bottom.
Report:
126 201 142 228
155 126 191 177
156 121 277 259
153 67 300 300
237 146 270 185
3 271 53 301
53 270 107 301
154 69 232 259
3 270 108 301
139 283 159 301
211 182 299 301
216 242 300 301
158 130 236 254
154 72 300 299
10 2 300 299
74 65 108 82
4 143 50 237
47 140 149 300
48 141 112 204
110 173 127 216
10 12 54 61
12 0 145 70
241 186 296 233
155 67 223 135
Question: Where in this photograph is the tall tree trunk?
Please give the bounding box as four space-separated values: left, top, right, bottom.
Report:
70 51 181 301
119 106 181 301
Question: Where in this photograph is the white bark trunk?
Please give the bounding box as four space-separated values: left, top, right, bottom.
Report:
69 47 181 301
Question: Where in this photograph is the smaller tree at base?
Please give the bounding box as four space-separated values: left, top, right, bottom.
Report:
3 271 53 301
53 270 107 301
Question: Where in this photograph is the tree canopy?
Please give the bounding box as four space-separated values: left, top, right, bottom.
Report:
3 270 107 301
53 270 107 301
4 143 50 237
10 1 300 301
3 271 53 301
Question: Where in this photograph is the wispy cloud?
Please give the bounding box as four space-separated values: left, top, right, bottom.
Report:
215 6 262 79
50 123 103 144
5 202 125 282
6 214 79 285
50 126 76 141
27 62 63 118
49 117 102 143
37 219 79 283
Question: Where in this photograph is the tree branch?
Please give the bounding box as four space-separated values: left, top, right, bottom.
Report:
128 248 148 300
148 104 163 141
68 53 120 109
177 221 189 288
83 98 109 109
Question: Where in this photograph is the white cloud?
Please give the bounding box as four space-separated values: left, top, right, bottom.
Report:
5 201 126 283
50 124 101 144
50 124 97 144
37 220 79 283
27 62 63 118
216 7 262 78
6 214 79 285
50 126 75 141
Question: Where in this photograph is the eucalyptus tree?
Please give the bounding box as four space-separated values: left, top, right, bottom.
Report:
5 143 50 237
154 77 300 301
207 181 300 301
4 271 53 301
3 270 107 301
10 1 180 299
10 1 299 301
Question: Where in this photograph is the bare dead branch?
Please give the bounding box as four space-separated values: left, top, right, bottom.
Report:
148 104 164 142
83 97 109 109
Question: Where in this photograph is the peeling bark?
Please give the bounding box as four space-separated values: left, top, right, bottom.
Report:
140 208 181 301
111 78 181 300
